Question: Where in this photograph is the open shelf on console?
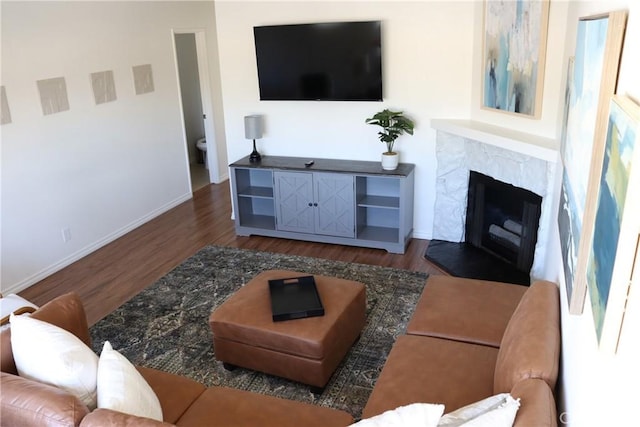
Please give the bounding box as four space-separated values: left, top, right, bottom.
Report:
234 168 276 230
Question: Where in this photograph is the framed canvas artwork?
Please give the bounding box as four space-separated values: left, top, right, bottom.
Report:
558 11 627 314
587 95 640 353
482 0 550 118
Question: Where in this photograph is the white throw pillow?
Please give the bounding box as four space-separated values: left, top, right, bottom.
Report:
97 341 163 421
9 312 98 409
350 403 445 427
439 393 520 427
458 395 519 426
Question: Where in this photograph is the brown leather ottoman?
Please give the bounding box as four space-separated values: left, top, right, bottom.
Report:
209 270 366 392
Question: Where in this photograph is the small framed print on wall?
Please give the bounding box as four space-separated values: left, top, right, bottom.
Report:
482 0 550 118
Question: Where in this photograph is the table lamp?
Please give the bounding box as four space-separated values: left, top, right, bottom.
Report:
244 115 263 163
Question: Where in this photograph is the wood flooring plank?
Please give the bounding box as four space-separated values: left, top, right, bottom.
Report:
19 182 444 326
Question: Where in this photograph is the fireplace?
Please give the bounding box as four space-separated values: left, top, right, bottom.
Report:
426 172 542 285
426 120 558 284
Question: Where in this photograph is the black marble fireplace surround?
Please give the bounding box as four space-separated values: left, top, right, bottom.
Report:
426 171 542 286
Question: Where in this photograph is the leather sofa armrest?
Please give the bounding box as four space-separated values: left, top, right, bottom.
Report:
80 408 176 427
494 281 560 393
512 378 557 427
0 371 90 427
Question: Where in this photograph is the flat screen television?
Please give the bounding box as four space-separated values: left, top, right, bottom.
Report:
253 21 383 101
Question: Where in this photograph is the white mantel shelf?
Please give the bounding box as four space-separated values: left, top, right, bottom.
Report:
431 119 559 163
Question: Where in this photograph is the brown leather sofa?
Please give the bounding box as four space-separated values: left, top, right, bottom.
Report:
0 293 354 427
362 275 561 426
1 275 560 426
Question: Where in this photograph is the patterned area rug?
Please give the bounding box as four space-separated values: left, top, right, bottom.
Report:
90 246 428 419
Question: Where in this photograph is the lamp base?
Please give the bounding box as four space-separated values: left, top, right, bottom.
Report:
249 151 261 163
249 139 261 163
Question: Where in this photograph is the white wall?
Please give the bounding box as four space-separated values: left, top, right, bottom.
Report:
214 1 477 241
1 1 225 293
551 1 640 425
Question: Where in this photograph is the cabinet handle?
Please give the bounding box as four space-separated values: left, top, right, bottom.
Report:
313 203 318 207
308 202 313 207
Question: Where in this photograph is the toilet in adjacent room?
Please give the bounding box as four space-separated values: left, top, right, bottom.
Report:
196 137 208 169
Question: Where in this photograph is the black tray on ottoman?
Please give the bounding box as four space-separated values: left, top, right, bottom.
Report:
268 275 325 321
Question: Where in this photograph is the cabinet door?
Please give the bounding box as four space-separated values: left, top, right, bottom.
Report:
274 171 314 233
314 173 355 238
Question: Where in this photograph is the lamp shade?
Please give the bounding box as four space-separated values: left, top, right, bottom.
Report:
244 115 263 140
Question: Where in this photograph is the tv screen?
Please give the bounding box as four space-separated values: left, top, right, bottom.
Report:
253 21 383 101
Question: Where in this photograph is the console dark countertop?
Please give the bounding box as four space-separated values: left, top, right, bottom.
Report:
230 155 415 177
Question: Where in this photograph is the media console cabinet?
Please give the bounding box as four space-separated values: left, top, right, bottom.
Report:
229 155 415 253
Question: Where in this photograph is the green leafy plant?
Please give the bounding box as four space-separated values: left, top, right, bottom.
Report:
365 109 415 153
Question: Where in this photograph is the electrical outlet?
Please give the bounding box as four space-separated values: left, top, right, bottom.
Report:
61 228 71 243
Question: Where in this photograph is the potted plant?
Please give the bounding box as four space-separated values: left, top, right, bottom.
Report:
365 109 415 170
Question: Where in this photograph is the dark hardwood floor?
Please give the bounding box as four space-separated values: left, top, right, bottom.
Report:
19 182 445 326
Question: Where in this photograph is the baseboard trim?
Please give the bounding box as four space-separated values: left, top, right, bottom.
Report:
412 229 430 240
4 192 193 295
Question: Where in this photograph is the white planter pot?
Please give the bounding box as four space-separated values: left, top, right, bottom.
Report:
381 152 399 170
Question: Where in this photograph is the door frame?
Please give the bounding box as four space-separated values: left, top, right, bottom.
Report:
171 28 220 186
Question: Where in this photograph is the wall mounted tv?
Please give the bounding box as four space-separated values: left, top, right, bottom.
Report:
253 21 383 101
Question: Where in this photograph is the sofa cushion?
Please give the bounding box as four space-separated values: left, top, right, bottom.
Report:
1 292 90 375
97 341 162 421
407 276 527 347
493 281 560 393
362 335 499 419
9 312 99 409
511 379 557 427
137 366 206 424
0 371 90 427
30 293 92 347
174 385 353 426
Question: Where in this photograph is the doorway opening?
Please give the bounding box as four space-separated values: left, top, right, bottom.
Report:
173 30 217 192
